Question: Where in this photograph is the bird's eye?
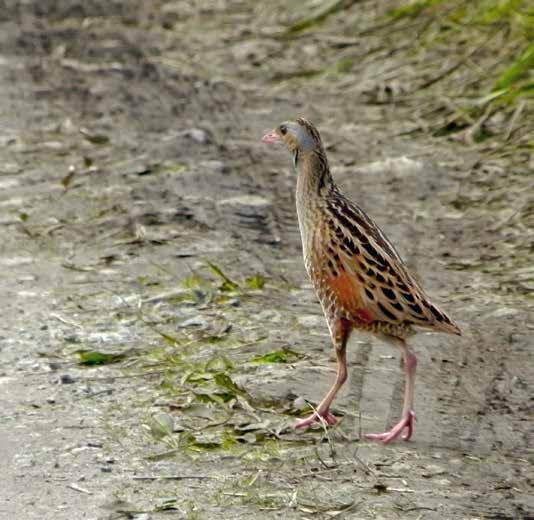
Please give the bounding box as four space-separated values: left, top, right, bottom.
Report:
279 125 287 135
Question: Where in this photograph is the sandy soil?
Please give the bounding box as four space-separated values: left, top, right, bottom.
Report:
1 2 532 519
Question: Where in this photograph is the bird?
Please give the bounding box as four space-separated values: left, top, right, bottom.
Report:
261 117 461 444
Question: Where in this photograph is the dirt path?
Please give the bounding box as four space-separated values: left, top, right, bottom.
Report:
1 2 532 519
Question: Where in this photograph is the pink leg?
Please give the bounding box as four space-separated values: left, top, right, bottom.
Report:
294 321 349 429
365 341 417 444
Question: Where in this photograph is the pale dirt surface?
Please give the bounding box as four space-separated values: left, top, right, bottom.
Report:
0 2 532 519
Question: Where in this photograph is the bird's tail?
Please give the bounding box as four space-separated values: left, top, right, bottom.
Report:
433 319 462 336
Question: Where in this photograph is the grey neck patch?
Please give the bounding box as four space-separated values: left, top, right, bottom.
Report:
296 126 316 152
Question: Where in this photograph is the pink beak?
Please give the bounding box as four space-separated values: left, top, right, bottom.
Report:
261 129 280 145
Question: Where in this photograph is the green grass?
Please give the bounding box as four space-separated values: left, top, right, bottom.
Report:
286 0 532 149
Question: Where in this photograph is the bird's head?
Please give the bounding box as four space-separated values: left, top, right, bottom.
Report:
262 117 323 156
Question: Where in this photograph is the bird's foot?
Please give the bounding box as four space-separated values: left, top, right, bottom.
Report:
364 410 415 444
294 409 338 429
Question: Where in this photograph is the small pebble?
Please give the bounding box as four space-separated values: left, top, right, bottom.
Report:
59 373 76 384
133 514 152 520
199 160 227 174
292 396 307 411
184 128 210 144
178 317 206 328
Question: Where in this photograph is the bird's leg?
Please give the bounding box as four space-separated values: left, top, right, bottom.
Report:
365 340 417 444
294 346 347 428
294 320 350 429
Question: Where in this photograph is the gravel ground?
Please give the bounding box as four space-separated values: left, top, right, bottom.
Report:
1 2 532 519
